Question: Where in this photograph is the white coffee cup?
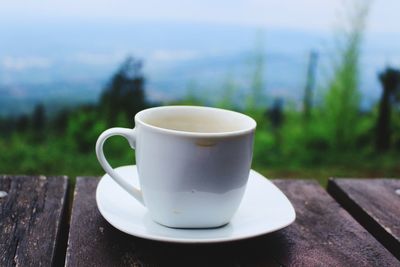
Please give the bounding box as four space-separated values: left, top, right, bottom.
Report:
96 106 256 228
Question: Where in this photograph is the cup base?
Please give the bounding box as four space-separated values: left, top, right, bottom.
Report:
96 165 296 243
153 219 230 229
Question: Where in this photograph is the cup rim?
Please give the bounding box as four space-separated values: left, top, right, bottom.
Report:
135 105 257 137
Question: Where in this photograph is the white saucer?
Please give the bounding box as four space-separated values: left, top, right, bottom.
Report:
96 165 296 243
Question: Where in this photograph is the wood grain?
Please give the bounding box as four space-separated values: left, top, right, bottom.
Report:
0 175 69 267
65 178 399 267
328 178 400 260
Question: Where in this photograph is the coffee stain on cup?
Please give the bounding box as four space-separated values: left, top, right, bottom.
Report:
195 140 217 147
173 209 182 214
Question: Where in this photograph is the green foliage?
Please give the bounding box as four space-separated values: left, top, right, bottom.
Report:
322 0 370 150
67 106 107 152
0 56 150 180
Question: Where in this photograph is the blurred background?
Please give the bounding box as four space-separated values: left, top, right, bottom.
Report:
0 0 399 185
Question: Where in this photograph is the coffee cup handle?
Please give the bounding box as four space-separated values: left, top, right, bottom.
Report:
95 127 145 206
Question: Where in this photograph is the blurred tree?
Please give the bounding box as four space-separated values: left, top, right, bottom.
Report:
303 50 318 121
323 0 370 150
100 57 148 126
31 103 46 140
375 67 400 151
32 104 46 132
53 109 70 135
266 98 284 149
16 115 30 133
267 98 284 129
0 117 18 136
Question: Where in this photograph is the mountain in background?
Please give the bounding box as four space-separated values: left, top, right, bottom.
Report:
0 21 399 116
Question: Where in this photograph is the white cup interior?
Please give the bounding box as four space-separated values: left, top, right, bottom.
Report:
136 106 256 134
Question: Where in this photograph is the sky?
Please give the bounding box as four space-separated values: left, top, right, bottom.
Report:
0 0 399 34
0 0 398 112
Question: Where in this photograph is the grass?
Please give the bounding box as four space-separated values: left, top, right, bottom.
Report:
1 133 398 189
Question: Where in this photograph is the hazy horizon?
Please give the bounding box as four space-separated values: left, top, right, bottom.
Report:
0 1 399 116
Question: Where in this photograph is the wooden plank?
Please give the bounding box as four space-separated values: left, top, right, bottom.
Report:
0 175 69 267
66 178 399 267
328 178 400 260
272 180 398 266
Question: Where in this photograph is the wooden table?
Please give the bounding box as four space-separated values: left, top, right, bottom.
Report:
1 175 399 266
0 175 68 266
328 178 400 260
